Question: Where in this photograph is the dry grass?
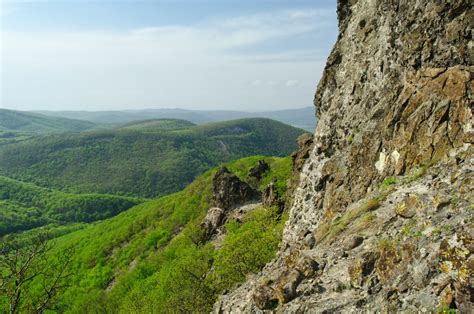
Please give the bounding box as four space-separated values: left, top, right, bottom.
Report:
315 195 383 243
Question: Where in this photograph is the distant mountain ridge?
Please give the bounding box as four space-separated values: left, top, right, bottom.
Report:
0 108 97 134
34 106 317 131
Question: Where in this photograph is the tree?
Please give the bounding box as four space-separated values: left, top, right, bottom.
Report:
0 233 73 313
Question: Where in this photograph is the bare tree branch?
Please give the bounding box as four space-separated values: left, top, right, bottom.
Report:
0 233 74 314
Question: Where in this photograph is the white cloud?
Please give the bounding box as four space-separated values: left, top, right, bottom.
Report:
288 9 326 20
286 80 299 87
251 80 262 86
251 80 281 87
1 8 336 111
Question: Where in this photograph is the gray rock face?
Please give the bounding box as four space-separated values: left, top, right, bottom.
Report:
215 0 473 312
262 177 283 211
202 167 262 240
290 133 314 178
212 167 261 211
343 235 364 251
200 207 226 240
249 160 270 180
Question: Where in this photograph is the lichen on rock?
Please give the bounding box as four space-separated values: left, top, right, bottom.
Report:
214 0 472 312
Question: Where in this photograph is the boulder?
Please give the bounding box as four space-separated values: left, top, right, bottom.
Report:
349 251 379 288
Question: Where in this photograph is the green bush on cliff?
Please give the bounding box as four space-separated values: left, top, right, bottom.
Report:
211 206 286 290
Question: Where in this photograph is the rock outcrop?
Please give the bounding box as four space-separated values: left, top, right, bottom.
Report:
249 160 270 180
201 167 262 240
200 207 226 240
262 177 284 212
215 0 473 312
212 167 261 211
290 133 314 176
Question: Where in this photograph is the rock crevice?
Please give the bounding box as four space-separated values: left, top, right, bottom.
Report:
215 0 472 312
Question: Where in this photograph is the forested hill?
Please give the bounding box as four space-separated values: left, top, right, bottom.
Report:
0 118 306 198
0 109 97 134
0 175 141 235
4 156 293 313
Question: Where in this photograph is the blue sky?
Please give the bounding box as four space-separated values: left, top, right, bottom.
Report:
1 0 337 111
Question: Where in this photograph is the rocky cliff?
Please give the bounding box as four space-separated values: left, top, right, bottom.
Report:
215 0 473 312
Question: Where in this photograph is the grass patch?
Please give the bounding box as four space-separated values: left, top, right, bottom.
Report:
347 134 354 144
402 160 436 184
316 196 383 243
381 177 397 188
438 307 457 314
377 238 396 251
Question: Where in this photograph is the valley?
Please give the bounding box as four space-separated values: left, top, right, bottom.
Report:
0 117 305 198
0 109 309 312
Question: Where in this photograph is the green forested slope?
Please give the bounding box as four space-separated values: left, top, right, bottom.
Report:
2 156 291 313
0 118 304 198
0 176 141 235
0 109 97 134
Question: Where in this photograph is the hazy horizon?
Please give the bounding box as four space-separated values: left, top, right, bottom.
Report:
1 0 337 112
25 105 314 113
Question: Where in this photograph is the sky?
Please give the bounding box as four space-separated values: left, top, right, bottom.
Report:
0 0 338 112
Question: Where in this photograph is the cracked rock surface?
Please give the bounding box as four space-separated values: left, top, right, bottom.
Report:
214 0 473 312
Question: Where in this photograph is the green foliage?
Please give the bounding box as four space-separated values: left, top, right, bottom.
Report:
211 206 286 290
381 177 397 187
14 156 291 313
0 118 304 198
0 176 141 235
227 155 292 196
438 306 457 314
0 232 75 313
377 238 397 251
0 131 33 147
402 161 436 184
